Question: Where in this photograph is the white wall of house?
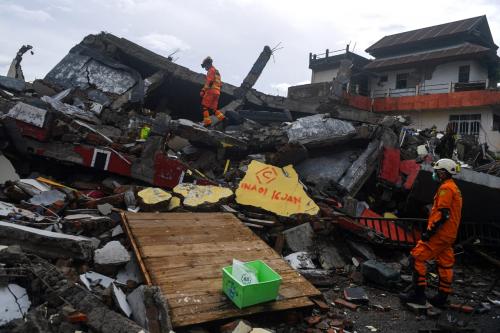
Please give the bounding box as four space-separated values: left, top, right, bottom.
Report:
370 68 417 97
399 107 500 154
311 68 339 83
420 60 488 94
369 60 488 97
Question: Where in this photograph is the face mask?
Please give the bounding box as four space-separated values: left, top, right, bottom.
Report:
432 171 440 182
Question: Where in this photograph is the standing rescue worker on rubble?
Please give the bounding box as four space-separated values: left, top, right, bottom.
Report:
400 158 463 307
200 56 225 126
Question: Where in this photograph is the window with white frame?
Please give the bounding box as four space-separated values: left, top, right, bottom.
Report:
449 114 481 136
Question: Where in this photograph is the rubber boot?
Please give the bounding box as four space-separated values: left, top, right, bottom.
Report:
202 110 212 126
429 291 449 308
215 110 225 121
399 285 426 305
203 117 212 126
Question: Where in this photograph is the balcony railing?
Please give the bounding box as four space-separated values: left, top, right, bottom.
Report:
309 47 348 61
370 80 488 98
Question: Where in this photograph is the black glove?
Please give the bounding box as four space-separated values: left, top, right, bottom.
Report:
421 231 430 242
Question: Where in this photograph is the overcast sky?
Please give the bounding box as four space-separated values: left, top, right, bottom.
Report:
1 0 499 96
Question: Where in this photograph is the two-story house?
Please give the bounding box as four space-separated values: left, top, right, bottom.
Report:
363 15 499 149
289 16 500 155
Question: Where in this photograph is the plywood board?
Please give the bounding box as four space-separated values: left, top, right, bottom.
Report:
122 212 320 327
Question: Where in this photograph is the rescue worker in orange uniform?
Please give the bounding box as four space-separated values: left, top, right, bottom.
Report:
200 56 225 126
400 158 463 307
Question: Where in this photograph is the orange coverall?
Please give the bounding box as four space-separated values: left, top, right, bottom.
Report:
201 66 224 124
411 178 462 293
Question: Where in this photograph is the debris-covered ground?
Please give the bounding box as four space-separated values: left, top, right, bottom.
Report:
0 34 499 333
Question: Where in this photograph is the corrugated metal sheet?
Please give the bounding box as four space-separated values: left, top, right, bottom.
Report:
364 43 490 70
366 16 485 53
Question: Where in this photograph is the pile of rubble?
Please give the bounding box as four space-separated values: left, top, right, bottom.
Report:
0 33 499 333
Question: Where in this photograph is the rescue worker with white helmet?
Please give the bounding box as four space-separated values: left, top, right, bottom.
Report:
400 158 463 307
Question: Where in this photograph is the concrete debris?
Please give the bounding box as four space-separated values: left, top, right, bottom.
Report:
97 203 114 215
112 283 132 317
41 94 101 124
0 284 31 325
283 223 315 252
284 252 316 269
0 76 26 93
127 285 173 332
16 178 51 196
29 189 66 206
25 249 147 333
94 240 131 267
83 271 115 289
6 102 48 128
346 240 376 260
0 30 498 333
111 224 124 237
0 221 95 260
0 154 19 185
361 260 400 287
116 254 144 285
318 243 346 270
250 329 274 333
337 139 382 196
297 269 335 286
343 286 369 303
226 320 253 333
7 45 33 81
286 114 356 147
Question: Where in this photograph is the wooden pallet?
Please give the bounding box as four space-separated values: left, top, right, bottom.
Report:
122 212 320 327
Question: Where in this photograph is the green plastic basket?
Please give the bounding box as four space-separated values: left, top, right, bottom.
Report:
222 260 282 309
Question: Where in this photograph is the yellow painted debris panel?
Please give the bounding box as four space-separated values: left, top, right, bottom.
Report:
167 196 181 211
138 187 172 204
173 183 233 207
235 160 319 217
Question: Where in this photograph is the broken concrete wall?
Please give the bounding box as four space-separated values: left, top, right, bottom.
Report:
338 139 383 196
43 33 316 121
295 149 363 191
0 222 95 260
286 114 356 148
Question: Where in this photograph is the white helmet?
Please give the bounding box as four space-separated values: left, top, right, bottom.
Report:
433 158 460 175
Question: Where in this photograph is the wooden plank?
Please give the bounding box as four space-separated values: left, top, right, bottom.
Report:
132 233 251 245
128 224 248 235
140 240 268 258
156 272 315 296
167 282 320 309
149 259 293 281
126 212 237 221
171 297 314 327
123 212 319 327
120 213 152 286
144 248 279 270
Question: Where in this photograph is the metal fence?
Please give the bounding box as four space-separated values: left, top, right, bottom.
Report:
344 216 500 248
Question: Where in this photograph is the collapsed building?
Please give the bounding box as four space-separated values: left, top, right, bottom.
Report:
0 32 499 333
